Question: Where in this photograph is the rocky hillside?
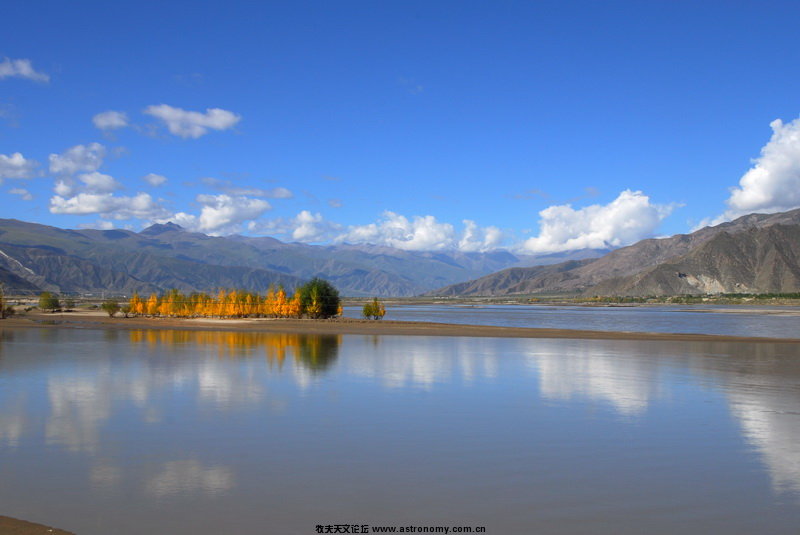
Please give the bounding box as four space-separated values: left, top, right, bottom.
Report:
430 208 800 297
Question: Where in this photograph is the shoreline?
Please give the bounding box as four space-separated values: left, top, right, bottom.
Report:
0 515 75 535
2 311 798 344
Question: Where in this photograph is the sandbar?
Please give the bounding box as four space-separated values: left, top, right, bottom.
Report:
1 310 797 344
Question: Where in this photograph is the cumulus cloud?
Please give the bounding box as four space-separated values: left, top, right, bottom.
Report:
336 211 503 252
702 116 800 227
50 192 169 220
8 188 32 201
144 104 241 138
246 211 341 243
167 194 271 234
339 211 455 251
49 143 106 175
92 110 129 130
79 172 122 193
292 210 328 241
143 173 167 186
459 220 504 252
0 57 49 82
53 180 74 197
0 152 38 180
522 189 674 253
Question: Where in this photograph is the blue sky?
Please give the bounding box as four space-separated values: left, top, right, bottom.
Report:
2 1 800 253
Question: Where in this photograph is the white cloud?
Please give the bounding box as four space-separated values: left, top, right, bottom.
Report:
292 210 327 241
53 180 74 197
459 220 504 252
50 192 169 220
168 194 271 234
247 211 341 243
92 110 129 130
49 143 106 175
0 57 49 82
336 211 502 252
79 171 122 193
708 116 800 226
8 188 32 201
522 189 674 253
339 211 455 251
0 152 38 180
144 104 241 138
143 173 167 186
78 220 115 230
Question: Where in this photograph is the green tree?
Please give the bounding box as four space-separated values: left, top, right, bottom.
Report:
0 283 6 319
38 291 61 313
101 299 121 318
362 297 386 320
64 298 76 311
296 278 341 319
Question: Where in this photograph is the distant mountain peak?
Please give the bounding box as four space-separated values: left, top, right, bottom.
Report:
140 222 185 236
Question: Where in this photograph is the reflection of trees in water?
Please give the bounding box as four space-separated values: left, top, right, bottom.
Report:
128 330 340 373
0 329 13 359
294 335 339 372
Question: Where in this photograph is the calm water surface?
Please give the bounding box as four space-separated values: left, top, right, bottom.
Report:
1 327 800 534
343 304 800 339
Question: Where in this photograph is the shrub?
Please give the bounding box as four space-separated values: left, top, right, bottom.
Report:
101 299 121 318
38 292 61 313
362 297 386 320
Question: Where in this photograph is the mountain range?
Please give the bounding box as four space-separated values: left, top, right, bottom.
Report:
3 208 797 299
0 218 593 297
429 208 800 297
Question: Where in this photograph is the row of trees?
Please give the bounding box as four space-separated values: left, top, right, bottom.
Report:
19 281 389 322
126 279 342 319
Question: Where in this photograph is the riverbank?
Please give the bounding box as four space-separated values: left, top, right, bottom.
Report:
2 309 798 344
0 515 74 535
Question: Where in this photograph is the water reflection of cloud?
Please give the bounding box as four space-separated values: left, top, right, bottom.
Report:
727 384 800 496
530 344 657 416
346 337 501 389
145 460 234 497
46 375 112 452
0 394 26 447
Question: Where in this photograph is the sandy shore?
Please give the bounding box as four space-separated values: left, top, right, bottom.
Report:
0 516 74 535
2 310 798 343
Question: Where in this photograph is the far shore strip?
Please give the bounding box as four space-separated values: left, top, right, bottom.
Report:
2 311 797 344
